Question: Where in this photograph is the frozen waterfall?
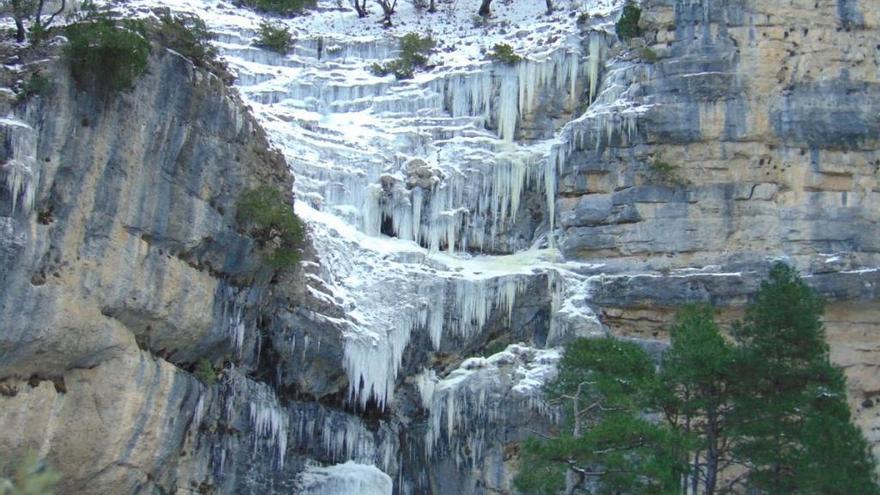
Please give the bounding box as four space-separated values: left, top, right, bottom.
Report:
121 0 629 489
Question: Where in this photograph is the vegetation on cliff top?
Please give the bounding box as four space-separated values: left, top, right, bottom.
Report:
153 10 217 68
615 2 641 41
236 186 305 270
517 264 880 495
488 43 522 65
64 3 151 93
235 0 316 16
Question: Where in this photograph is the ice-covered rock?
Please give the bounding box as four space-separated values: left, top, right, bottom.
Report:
299 461 393 495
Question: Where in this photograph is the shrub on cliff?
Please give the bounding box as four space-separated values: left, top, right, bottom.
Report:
254 20 293 54
64 4 150 93
16 72 51 103
236 0 316 15
193 357 217 385
154 11 217 67
370 33 434 80
0 454 59 495
236 186 305 269
488 43 522 65
615 2 641 40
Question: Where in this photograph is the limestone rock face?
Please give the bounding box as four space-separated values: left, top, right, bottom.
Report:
0 49 342 493
1 0 879 492
0 352 200 494
555 0 880 463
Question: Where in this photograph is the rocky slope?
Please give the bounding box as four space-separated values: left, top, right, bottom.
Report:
0 0 878 493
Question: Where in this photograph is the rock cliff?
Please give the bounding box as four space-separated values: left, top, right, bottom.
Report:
559 0 880 461
0 0 878 493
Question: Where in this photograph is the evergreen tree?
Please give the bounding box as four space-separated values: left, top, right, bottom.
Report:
515 338 683 495
654 304 734 495
730 263 879 494
517 264 879 494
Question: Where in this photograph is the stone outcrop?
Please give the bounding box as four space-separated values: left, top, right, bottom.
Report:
555 0 880 463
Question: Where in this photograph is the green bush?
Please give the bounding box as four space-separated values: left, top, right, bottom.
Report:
17 72 51 102
155 11 216 66
193 357 217 385
615 3 641 40
371 33 435 80
236 186 305 269
236 0 316 15
0 454 60 495
254 20 293 54
640 46 658 62
648 158 686 186
488 43 521 65
64 5 150 93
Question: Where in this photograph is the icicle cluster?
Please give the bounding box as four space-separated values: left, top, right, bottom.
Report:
0 118 39 215
342 273 528 410
287 403 398 474
248 393 289 468
416 344 561 465
215 282 250 357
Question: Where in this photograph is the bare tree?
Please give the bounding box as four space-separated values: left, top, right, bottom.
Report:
477 0 490 16
374 0 397 25
5 0 68 43
351 0 367 17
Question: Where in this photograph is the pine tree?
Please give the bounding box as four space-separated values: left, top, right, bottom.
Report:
515 338 683 495
730 263 879 494
654 304 734 495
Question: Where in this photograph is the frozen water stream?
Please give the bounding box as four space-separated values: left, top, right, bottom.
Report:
122 0 627 489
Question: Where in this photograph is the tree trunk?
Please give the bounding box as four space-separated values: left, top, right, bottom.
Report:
428 0 435 13
565 468 584 495
477 0 492 17
545 0 552 14
705 409 719 495
14 18 26 43
352 0 368 17
691 450 700 495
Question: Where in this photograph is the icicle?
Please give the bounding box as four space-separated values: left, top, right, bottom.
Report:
193 393 205 429
419 345 561 463
249 395 289 468
588 33 603 103
0 118 38 214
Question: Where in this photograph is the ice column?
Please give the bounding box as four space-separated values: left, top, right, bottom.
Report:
0 118 38 214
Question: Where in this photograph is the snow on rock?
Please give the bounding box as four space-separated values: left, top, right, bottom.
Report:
299 461 393 495
415 344 561 465
118 0 629 484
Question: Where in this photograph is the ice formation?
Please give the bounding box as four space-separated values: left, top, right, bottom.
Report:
216 281 250 357
118 0 631 487
0 117 38 214
299 461 393 495
248 390 289 468
416 344 561 464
